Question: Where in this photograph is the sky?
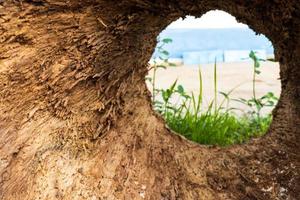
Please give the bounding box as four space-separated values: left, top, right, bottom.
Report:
168 10 248 29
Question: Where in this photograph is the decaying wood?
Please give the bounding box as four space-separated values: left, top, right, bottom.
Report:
0 0 299 199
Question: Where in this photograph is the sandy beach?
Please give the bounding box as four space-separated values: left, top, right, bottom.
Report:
147 61 281 114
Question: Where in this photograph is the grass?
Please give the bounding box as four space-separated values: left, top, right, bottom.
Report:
149 39 277 147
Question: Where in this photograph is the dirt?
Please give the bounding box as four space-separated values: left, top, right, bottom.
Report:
148 61 281 115
0 1 299 199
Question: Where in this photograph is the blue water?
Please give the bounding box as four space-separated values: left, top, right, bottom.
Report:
153 28 274 60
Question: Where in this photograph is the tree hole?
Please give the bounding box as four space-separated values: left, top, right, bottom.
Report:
146 10 281 146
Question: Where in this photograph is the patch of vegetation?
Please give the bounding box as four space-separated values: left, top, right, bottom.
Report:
147 39 278 146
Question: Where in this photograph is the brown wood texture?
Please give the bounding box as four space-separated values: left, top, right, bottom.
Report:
0 1 299 199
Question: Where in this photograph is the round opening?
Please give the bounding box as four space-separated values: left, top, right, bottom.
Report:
147 10 281 146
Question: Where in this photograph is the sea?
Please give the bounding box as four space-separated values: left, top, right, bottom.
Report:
152 28 274 64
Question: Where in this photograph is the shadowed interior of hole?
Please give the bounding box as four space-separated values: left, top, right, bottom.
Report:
146 11 281 146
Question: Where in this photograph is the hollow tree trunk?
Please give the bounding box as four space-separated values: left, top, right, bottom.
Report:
0 1 299 199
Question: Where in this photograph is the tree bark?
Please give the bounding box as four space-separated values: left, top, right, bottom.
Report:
0 0 299 199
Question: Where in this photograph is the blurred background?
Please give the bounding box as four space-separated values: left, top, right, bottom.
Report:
148 10 280 115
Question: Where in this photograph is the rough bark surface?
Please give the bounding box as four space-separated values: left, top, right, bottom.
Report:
0 0 299 199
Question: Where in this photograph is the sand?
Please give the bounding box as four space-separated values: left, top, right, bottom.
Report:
147 61 281 115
